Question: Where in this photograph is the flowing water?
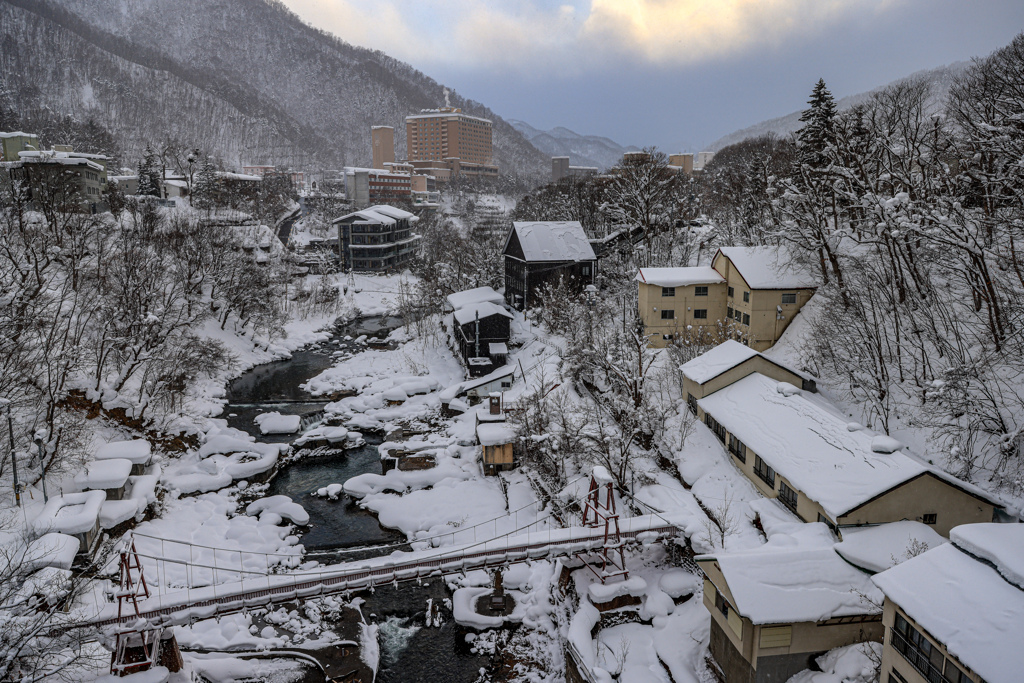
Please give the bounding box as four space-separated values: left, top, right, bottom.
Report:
220 315 489 681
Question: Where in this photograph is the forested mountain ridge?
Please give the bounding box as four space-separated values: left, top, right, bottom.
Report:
0 0 548 176
509 119 640 170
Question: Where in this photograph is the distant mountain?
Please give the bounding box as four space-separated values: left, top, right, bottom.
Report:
0 0 548 176
707 62 970 152
509 120 639 171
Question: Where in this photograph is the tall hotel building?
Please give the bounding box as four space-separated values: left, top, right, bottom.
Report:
405 108 498 180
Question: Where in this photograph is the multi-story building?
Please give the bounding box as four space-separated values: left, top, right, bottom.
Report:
405 107 498 180
551 157 599 183
872 523 1022 683
636 246 817 350
332 205 421 272
0 132 39 161
503 221 598 310
668 153 694 174
343 167 412 204
372 126 395 170
2 150 108 211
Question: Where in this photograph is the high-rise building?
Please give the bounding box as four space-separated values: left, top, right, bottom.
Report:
371 126 395 170
405 107 497 179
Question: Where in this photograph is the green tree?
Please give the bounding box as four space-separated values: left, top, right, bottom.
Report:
797 78 838 170
137 145 161 197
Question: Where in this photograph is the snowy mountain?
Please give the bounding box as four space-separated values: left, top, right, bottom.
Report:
0 0 549 175
509 120 639 171
707 62 969 151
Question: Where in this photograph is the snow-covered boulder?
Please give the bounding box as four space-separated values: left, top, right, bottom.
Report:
254 412 301 435
246 496 309 526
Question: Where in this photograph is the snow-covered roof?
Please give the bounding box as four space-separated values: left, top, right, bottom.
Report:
716 246 818 289
701 547 882 624
446 286 504 311
697 373 929 519
453 301 513 326
635 266 725 288
406 110 492 124
833 521 947 573
34 491 105 536
10 152 104 171
489 342 508 355
950 523 1024 590
872 529 1024 683
95 440 152 465
74 459 132 490
216 171 261 181
0 131 36 138
680 340 759 384
461 364 516 393
333 205 418 225
509 222 597 262
476 423 516 446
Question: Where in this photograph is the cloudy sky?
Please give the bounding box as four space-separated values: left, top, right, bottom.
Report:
282 0 1024 150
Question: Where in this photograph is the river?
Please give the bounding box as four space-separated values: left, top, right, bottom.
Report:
219 315 491 682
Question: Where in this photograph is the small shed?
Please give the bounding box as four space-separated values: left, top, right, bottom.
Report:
477 423 516 476
33 491 106 554
461 365 516 403
452 302 513 377
95 439 153 475
74 458 132 500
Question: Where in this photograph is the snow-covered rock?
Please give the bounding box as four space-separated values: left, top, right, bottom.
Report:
246 496 310 526
254 411 301 435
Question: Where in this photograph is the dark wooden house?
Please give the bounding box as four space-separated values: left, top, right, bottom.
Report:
503 221 598 310
453 302 512 377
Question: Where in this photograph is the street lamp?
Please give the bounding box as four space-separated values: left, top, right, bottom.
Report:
1 400 21 507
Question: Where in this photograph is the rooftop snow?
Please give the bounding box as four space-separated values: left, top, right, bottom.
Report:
405 111 492 124
950 523 1024 590
697 373 927 519
872 540 1024 683
446 286 504 311
702 547 882 624
510 221 597 262
34 491 105 536
635 266 725 288
333 205 418 226
95 440 152 465
460 364 516 393
679 340 760 384
489 342 508 355
27 533 80 570
833 521 947 573
717 246 817 289
74 458 132 490
476 423 516 446
453 301 513 326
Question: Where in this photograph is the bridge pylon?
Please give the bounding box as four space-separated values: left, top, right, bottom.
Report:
110 536 171 676
580 467 628 583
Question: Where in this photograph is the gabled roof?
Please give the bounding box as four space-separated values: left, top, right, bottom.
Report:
872 526 1024 683
506 222 597 262
460 364 516 393
446 286 504 311
635 266 725 288
714 246 817 289
333 205 418 225
700 546 882 624
680 340 760 384
453 302 513 326
833 521 947 573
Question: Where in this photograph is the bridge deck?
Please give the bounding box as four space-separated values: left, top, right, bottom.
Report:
88 514 680 630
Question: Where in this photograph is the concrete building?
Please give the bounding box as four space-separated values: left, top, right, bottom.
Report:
551 157 599 183
872 523 1023 683
694 151 715 173
332 205 421 272
503 221 598 310
636 246 817 350
372 126 395 170
405 107 498 180
0 132 39 161
2 152 108 211
681 341 1001 538
668 153 694 175
343 167 412 204
698 545 884 683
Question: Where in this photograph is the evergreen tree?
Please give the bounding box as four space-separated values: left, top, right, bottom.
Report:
137 145 162 197
191 156 218 210
797 79 838 170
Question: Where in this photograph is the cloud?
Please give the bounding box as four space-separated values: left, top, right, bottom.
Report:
281 0 902 74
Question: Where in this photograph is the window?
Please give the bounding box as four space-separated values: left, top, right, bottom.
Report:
922 513 937 525
501 381 512 389
779 481 798 512
728 434 746 462
582 265 591 276
727 306 734 319
714 590 731 618
733 309 742 322
663 334 674 341
695 286 708 297
687 393 698 416
661 287 676 297
781 292 797 304
817 513 837 534
887 670 908 683
743 313 750 326
704 414 726 443
743 291 750 303
728 286 734 298
693 309 708 320
660 309 675 320
754 455 775 488
891 614 953 683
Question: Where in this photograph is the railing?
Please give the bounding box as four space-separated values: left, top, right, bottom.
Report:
890 629 952 683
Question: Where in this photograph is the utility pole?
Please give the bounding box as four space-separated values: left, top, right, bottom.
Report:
2 400 20 507
33 431 47 503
